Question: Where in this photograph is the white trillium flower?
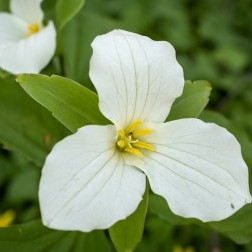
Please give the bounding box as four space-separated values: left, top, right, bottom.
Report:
0 0 56 74
39 30 252 232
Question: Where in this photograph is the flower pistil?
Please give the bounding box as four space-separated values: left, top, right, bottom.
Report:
116 120 155 157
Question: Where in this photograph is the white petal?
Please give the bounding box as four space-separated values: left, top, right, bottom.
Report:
137 119 251 222
0 21 56 74
10 0 43 24
0 14 27 43
89 29 184 129
39 125 146 232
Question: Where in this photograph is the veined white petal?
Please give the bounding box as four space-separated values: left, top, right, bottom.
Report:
39 125 146 232
90 29 184 129
0 21 56 74
137 119 251 222
10 0 43 24
0 13 27 44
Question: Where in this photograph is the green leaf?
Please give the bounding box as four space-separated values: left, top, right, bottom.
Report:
166 80 212 121
0 220 109 252
0 77 68 166
16 74 109 133
109 189 148 252
56 0 85 31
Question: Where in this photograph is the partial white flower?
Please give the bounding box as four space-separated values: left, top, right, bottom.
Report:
39 30 252 232
0 0 56 74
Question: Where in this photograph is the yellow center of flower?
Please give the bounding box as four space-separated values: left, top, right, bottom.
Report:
25 23 40 38
116 120 155 157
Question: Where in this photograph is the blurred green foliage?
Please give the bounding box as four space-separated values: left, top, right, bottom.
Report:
1 0 252 251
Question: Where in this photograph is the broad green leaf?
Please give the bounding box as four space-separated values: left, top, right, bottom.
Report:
56 0 85 31
0 77 68 166
166 80 212 121
16 74 109 133
109 189 148 252
0 220 109 252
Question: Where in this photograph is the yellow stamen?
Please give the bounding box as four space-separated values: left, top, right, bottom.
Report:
124 147 143 158
116 120 154 158
117 140 126 149
132 129 152 138
118 129 125 139
25 23 40 38
126 120 142 133
132 141 155 151
0 210 15 228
